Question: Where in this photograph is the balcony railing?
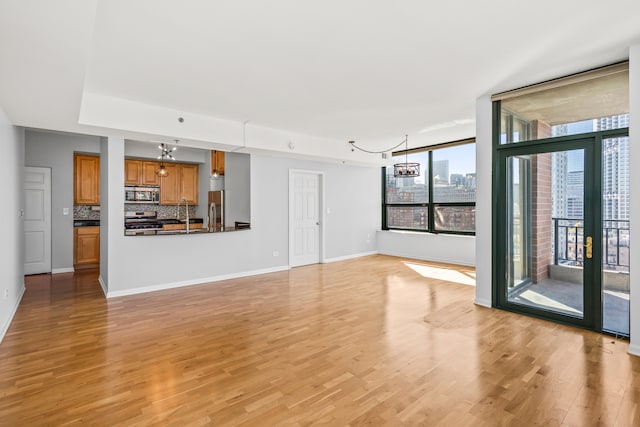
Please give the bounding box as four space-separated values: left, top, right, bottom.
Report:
552 217 629 272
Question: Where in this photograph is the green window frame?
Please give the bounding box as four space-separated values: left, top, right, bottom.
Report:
382 138 476 235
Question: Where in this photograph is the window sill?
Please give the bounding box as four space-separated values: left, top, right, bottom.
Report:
377 229 475 239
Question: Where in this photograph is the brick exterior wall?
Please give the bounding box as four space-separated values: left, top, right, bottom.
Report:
531 120 552 283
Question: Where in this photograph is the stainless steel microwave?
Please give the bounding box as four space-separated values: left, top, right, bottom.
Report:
125 186 160 204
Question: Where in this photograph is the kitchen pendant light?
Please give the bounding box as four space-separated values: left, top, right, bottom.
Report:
212 150 219 179
157 162 169 177
348 134 420 178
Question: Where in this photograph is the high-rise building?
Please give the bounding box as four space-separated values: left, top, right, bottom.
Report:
552 151 568 218
598 114 630 221
551 120 592 219
432 160 449 184
550 115 630 221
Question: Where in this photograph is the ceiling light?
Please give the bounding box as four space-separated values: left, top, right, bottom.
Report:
156 140 178 177
157 163 169 177
393 135 419 178
348 134 420 178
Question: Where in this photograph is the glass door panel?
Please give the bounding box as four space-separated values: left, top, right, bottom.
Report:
505 148 588 320
506 156 530 290
602 136 630 336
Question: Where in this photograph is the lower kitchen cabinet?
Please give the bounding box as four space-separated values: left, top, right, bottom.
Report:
74 226 100 269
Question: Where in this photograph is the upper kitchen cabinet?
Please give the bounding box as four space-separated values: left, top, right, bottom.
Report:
159 163 198 205
142 161 161 186
211 150 225 176
180 163 199 204
124 159 141 186
125 159 161 186
74 153 100 205
159 163 179 205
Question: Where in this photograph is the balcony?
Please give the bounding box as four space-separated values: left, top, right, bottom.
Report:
552 218 629 273
508 218 629 336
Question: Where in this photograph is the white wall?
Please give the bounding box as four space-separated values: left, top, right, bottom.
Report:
99 137 109 294
125 140 207 163
103 143 380 297
377 231 475 266
0 106 25 342
24 130 101 271
103 136 125 295
79 92 384 167
628 45 640 355
474 95 493 307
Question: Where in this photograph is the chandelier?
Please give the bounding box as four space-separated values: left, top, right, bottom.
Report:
348 134 420 178
156 140 177 177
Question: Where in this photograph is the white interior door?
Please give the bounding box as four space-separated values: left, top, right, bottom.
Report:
24 167 52 274
290 171 322 267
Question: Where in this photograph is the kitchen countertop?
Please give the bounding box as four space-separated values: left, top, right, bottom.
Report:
74 219 100 227
125 226 246 236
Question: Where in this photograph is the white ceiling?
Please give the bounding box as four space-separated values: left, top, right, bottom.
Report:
1 0 640 157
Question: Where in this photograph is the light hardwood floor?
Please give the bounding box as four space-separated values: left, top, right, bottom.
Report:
1 255 638 426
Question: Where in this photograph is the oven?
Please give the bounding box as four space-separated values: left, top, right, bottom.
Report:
124 211 160 235
125 186 160 204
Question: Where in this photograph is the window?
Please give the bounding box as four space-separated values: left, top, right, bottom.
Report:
382 139 475 234
496 62 628 144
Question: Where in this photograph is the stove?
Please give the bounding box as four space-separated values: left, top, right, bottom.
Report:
124 211 160 235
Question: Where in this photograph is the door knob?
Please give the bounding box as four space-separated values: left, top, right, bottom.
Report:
585 236 593 259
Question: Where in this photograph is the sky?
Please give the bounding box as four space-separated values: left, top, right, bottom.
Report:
397 143 476 184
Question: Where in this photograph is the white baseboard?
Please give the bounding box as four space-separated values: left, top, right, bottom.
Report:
98 275 107 297
377 249 475 267
52 267 74 274
474 297 492 308
628 344 640 357
0 285 26 344
106 265 290 298
324 251 378 263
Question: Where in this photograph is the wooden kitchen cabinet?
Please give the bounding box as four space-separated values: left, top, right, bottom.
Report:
160 163 198 205
159 163 180 205
180 163 199 204
74 154 100 205
211 150 225 176
74 226 100 269
125 159 161 186
124 159 142 186
141 161 160 186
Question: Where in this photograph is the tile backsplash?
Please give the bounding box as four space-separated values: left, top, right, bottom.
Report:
75 204 197 220
74 206 101 220
125 204 196 219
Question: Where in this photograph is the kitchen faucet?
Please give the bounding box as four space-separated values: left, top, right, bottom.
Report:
178 198 190 233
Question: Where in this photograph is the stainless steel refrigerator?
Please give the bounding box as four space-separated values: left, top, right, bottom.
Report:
208 190 224 231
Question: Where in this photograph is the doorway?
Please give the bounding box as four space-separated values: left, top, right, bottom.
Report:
495 131 630 335
289 170 324 267
24 166 52 274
